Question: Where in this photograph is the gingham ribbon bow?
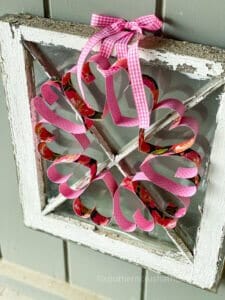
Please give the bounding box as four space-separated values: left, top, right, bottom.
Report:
77 14 162 129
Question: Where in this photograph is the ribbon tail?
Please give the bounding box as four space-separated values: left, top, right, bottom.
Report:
135 15 163 31
127 42 150 129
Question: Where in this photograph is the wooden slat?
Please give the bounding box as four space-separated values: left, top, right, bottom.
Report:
0 0 43 16
68 242 142 300
145 271 225 300
163 0 225 48
49 0 156 23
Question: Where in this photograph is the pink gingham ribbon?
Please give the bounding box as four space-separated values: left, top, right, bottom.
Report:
77 14 162 129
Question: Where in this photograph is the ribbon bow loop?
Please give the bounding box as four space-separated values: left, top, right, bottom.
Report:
91 14 124 28
134 15 163 31
91 13 163 32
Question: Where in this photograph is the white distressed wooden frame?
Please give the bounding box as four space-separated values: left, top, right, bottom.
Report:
1 14 225 290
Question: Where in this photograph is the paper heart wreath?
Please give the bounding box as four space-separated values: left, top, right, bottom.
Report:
33 14 203 232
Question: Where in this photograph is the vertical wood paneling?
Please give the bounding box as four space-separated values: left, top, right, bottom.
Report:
49 0 156 23
145 271 225 300
68 243 142 300
0 1 66 280
163 0 225 48
0 0 44 16
0 74 65 279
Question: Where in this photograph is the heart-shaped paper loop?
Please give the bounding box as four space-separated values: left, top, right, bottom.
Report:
33 80 87 135
62 56 111 124
47 154 97 199
73 170 118 226
113 175 191 232
139 97 199 154
35 122 91 161
138 154 199 198
113 177 155 232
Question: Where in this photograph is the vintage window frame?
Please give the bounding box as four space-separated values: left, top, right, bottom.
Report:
0 14 225 290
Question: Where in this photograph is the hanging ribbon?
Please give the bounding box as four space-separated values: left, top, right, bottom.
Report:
77 14 162 130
